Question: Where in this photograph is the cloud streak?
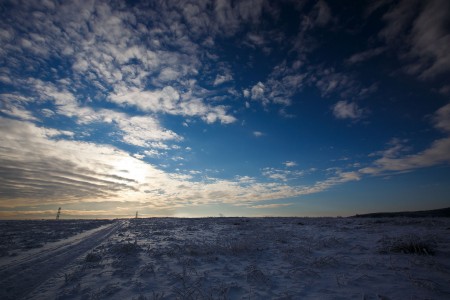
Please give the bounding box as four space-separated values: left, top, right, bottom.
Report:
360 103 450 175
378 0 450 79
0 117 362 213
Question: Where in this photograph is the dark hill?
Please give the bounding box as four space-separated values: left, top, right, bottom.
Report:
351 207 450 218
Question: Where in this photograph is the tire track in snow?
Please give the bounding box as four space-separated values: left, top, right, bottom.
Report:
0 220 123 300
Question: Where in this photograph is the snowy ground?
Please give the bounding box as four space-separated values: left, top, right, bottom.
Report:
0 217 449 299
0 219 114 257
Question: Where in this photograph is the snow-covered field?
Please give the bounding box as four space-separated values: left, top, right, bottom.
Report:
0 217 449 299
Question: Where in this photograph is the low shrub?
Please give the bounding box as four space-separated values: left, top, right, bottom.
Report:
112 242 141 255
379 235 436 255
85 252 102 263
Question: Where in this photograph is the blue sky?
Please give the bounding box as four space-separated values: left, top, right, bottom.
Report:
1 0 450 219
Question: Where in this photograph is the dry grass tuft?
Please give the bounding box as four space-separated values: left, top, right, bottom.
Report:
379 235 436 255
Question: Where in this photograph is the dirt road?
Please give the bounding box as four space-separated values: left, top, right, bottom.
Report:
0 220 123 300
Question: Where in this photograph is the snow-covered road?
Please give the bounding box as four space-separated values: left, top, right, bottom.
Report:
0 220 123 300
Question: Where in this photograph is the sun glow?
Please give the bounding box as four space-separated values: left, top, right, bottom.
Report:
113 157 148 183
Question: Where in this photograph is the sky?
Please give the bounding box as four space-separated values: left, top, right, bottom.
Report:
1 0 450 219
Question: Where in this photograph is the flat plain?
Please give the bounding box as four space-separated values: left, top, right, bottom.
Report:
1 217 449 299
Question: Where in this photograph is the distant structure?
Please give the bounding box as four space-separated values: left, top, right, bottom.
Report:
56 207 61 220
135 211 138 219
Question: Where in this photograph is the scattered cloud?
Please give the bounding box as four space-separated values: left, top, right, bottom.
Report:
378 0 450 79
347 47 386 64
253 131 264 137
235 175 256 184
248 203 292 209
0 101 39 121
297 170 361 195
332 101 365 120
313 0 332 27
262 167 305 182
1 0 448 217
251 82 266 102
283 161 297 167
360 103 450 175
41 108 55 118
433 102 450 133
360 138 450 175
0 117 139 204
314 68 357 98
144 149 166 158
213 73 233 86
0 117 362 211
109 87 235 124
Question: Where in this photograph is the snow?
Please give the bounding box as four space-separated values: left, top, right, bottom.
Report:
1 217 449 299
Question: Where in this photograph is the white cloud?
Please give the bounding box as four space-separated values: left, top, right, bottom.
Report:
144 149 166 158
1 0 238 130
110 87 236 124
235 175 256 184
439 85 450 95
0 117 362 212
148 142 171 150
314 68 354 97
213 73 233 86
0 93 39 121
0 0 393 216
262 167 305 182
379 0 450 79
110 86 181 114
433 102 450 133
0 117 141 204
378 0 418 42
158 67 181 82
213 0 266 36
0 102 38 121
298 171 361 195
251 82 266 102
314 0 331 27
360 138 450 175
249 203 292 209
360 103 450 175
246 33 266 46
202 105 237 124
43 128 74 138
133 153 145 159
368 138 411 159
23 79 183 147
111 113 181 147
332 101 364 120
41 108 55 117
253 131 264 137
283 161 297 167
347 47 386 64
247 61 308 110
263 172 289 182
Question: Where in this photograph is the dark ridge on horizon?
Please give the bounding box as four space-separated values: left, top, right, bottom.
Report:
351 207 450 218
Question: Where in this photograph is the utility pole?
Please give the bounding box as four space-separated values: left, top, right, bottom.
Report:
56 207 61 220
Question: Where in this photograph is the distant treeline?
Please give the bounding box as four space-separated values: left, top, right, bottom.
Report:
351 207 450 218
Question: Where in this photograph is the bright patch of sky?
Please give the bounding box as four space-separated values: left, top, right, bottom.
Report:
1 0 450 218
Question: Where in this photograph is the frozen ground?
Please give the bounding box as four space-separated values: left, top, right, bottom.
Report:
0 219 114 256
0 217 449 299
